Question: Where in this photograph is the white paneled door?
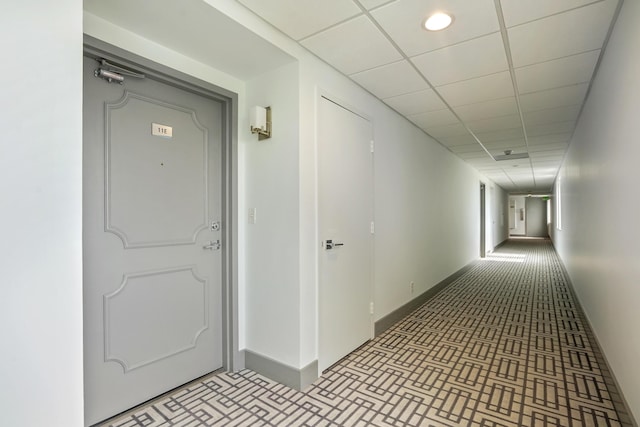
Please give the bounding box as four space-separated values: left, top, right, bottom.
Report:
83 55 223 425
318 96 373 373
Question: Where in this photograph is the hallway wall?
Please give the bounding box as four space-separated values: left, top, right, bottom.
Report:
243 62 302 366
84 0 509 383
525 198 548 238
551 0 640 421
1 0 84 425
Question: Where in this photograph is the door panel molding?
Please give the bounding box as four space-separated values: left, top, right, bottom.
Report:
104 266 209 372
84 35 238 371
105 90 210 248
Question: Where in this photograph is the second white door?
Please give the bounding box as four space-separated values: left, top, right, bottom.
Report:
318 96 373 373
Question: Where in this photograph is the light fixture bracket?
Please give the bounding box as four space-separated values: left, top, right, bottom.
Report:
250 106 272 141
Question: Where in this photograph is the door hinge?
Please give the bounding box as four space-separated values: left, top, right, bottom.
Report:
370 221 375 234
369 302 374 315
370 140 375 153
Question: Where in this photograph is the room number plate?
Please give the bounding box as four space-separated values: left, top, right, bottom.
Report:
152 123 173 138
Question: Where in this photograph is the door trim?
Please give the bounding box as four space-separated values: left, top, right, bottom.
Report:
83 36 241 373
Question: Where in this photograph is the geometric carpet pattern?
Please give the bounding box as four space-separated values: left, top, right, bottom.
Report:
102 239 633 426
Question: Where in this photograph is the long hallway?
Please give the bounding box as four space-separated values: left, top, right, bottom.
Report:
104 240 632 426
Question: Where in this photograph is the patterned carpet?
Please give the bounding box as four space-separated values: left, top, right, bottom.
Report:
101 239 633 426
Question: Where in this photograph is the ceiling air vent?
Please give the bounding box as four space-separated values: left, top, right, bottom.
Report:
494 150 529 161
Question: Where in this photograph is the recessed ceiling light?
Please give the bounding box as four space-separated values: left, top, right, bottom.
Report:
423 12 453 31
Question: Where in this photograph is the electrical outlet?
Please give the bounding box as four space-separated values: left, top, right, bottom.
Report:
410 281 415 293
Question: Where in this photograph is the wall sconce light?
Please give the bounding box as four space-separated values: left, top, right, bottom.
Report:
250 106 272 140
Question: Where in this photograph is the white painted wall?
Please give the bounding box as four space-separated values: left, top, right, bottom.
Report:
243 62 301 367
371 122 485 316
551 0 640 421
0 1 84 425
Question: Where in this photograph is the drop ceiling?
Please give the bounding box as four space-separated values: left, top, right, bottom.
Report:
237 0 621 192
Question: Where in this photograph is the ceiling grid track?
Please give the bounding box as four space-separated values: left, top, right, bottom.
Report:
352 0 497 162
493 0 536 188
224 0 624 192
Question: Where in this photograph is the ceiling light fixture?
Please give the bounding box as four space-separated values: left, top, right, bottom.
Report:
423 12 453 31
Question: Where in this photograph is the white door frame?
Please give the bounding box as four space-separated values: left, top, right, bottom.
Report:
315 89 375 373
83 36 241 375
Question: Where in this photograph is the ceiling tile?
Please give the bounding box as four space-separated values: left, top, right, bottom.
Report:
475 127 524 142
408 109 459 128
360 0 396 10
534 168 560 176
500 165 533 174
423 123 470 138
301 15 402 75
528 142 569 152
526 121 576 136
452 97 518 121
383 89 446 115
500 0 615 27
458 151 492 160
370 0 499 56
524 105 581 128
350 60 429 98
438 134 478 146
515 50 600 94
466 115 522 133
508 1 617 68
506 174 535 181
530 151 566 161
528 133 572 145
484 139 527 150
449 144 486 154
437 71 514 106
532 160 563 168
480 167 509 173
466 155 495 163
238 0 361 40
519 83 589 112
411 32 508 86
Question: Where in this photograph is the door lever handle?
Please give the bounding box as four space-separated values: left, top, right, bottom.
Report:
325 239 344 250
203 240 221 250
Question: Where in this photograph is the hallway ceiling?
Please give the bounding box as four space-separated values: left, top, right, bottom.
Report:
237 0 621 193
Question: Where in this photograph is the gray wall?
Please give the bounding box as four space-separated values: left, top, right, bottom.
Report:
551 0 640 421
525 198 548 237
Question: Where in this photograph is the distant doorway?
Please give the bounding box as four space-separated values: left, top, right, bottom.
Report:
480 183 486 258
